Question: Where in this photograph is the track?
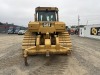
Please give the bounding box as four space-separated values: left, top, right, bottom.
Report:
22 31 36 50
59 32 72 49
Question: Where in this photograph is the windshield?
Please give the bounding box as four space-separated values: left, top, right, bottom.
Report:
38 11 56 21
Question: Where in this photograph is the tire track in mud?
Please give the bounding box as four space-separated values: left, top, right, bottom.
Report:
0 43 22 70
71 35 100 75
74 45 100 73
29 55 69 75
72 36 100 50
1 34 100 75
74 50 100 75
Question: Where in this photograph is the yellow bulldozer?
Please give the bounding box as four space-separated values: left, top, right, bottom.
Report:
22 7 72 65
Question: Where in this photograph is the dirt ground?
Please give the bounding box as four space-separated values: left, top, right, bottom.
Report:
0 34 100 75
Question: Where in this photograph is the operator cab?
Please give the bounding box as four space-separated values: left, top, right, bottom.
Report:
35 7 59 22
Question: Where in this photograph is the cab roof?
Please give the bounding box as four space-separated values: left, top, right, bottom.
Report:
35 7 58 12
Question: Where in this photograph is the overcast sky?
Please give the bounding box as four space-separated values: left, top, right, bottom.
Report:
0 0 100 27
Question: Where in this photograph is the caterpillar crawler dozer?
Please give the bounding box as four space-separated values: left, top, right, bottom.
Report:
22 7 72 65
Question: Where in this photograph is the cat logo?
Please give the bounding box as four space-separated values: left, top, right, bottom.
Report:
92 28 97 35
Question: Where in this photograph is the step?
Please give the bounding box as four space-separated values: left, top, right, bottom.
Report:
22 46 35 49
22 40 35 43
59 36 69 37
59 38 70 40
60 43 72 45
23 38 36 40
59 34 69 36
24 36 34 38
59 41 71 43
22 43 35 46
60 32 69 33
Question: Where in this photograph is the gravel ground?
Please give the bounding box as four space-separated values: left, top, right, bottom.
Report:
0 34 100 75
